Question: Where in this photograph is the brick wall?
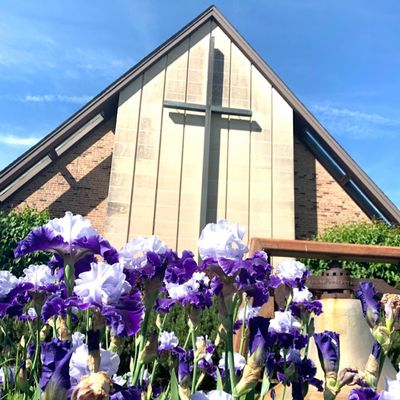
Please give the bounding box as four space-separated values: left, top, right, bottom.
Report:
0 117 116 234
294 137 369 239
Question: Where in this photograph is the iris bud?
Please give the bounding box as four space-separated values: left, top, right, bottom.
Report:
71 371 113 400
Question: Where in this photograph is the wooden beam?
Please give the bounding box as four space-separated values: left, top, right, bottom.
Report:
249 237 400 264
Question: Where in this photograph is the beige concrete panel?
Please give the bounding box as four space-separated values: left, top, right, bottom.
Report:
105 77 143 247
177 108 204 253
211 24 231 107
272 88 295 240
164 39 189 102
186 21 211 104
116 78 142 130
226 122 250 243
154 45 188 248
230 43 250 109
129 57 167 239
223 43 251 243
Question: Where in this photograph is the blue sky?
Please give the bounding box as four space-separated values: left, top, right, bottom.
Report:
0 0 399 208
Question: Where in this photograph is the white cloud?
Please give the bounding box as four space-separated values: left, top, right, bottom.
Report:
23 94 92 104
311 104 394 125
310 103 400 139
0 134 40 146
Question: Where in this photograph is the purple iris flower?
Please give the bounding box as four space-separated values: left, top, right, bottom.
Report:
348 387 380 400
19 307 37 321
15 211 118 265
42 294 66 322
198 353 215 377
201 251 273 308
196 336 216 376
313 331 340 375
290 287 322 317
102 291 144 337
218 352 246 377
0 273 30 318
235 252 273 306
357 282 381 328
158 331 179 352
198 219 248 261
267 311 304 349
119 236 171 290
73 262 144 336
290 301 323 318
249 316 271 364
178 352 191 387
274 260 310 289
294 358 323 392
164 271 213 310
40 339 72 393
164 250 198 284
0 265 60 320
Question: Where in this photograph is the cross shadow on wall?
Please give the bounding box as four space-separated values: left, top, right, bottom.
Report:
167 48 262 223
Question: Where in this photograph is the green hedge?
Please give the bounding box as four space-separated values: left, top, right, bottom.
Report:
302 220 400 288
0 207 51 277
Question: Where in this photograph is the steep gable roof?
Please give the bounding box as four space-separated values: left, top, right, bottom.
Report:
1 5 399 224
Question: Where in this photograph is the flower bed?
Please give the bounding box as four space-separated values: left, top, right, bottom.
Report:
0 213 398 399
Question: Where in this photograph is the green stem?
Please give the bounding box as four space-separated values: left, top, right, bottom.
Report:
239 299 248 355
31 306 42 385
191 328 198 393
226 315 237 397
149 359 159 385
131 308 151 385
183 329 191 349
284 292 293 312
64 263 75 331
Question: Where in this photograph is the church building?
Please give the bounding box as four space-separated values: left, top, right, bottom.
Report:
0 6 399 252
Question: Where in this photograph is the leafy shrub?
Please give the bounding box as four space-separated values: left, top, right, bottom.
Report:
0 207 51 276
302 220 400 288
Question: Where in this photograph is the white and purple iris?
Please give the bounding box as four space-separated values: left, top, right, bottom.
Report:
218 352 246 375
292 287 313 303
164 271 212 309
0 271 19 299
14 211 118 266
73 261 143 337
290 286 323 317
268 311 301 334
198 219 248 261
74 261 131 305
158 331 179 352
274 259 309 288
119 236 168 270
237 304 261 323
19 264 56 289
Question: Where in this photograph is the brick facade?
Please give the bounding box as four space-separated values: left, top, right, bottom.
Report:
0 117 116 235
294 137 369 239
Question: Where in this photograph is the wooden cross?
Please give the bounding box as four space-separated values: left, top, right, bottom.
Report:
163 37 253 232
